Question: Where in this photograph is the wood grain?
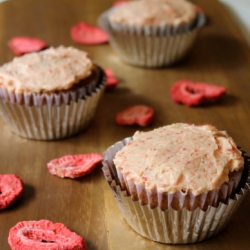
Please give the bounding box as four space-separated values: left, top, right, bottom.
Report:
0 0 250 249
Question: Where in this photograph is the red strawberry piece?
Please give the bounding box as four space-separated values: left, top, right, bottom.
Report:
71 22 109 45
104 69 114 78
8 36 47 55
106 77 119 90
104 69 119 90
195 5 204 13
47 154 103 178
170 80 226 107
112 1 129 7
116 105 154 126
8 220 87 250
0 174 23 209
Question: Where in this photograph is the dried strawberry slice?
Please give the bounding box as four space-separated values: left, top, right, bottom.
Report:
104 69 114 78
112 1 129 7
0 174 23 209
8 220 87 250
71 22 108 45
106 77 119 90
8 36 47 55
47 154 103 178
116 105 154 126
104 69 119 90
170 80 226 106
171 80 203 106
195 5 204 13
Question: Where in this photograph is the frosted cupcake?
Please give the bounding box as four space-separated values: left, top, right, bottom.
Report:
0 46 105 140
102 123 250 243
99 0 206 67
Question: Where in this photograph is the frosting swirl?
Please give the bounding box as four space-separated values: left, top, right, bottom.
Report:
108 0 196 26
114 123 244 195
0 46 93 94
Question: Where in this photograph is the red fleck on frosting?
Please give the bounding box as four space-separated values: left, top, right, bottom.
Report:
114 123 244 195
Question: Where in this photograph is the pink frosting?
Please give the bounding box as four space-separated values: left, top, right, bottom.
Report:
0 46 93 94
114 123 244 195
108 0 196 26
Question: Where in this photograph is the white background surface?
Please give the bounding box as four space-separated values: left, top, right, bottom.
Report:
219 0 250 46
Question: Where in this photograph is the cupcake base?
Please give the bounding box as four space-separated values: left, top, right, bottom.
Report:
102 138 250 244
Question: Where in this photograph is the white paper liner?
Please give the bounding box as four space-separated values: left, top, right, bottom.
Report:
102 138 250 244
117 167 242 211
98 9 206 67
0 66 105 140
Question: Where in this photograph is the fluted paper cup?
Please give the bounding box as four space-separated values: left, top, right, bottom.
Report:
0 65 105 140
98 8 206 68
102 138 250 244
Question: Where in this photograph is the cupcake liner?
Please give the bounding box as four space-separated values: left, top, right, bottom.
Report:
0 66 105 140
98 9 206 67
117 166 242 211
102 138 250 244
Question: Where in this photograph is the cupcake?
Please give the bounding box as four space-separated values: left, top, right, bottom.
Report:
99 0 206 68
102 123 250 244
0 46 105 140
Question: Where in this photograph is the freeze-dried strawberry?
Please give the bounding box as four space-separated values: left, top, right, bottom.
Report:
71 22 108 45
47 154 103 178
116 105 154 126
8 36 47 55
113 1 129 7
170 80 226 107
104 69 119 90
104 69 114 78
106 77 119 90
0 174 23 209
195 5 204 13
8 220 87 250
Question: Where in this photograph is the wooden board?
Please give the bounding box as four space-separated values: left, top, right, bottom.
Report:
0 0 250 249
